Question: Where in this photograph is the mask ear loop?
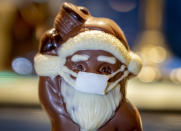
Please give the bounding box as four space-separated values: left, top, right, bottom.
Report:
108 65 126 79
106 65 129 93
61 66 78 77
58 66 78 87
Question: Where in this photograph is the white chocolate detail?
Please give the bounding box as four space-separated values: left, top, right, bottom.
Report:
120 65 126 71
128 52 142 75
59 64 127 95
71 54 89 62
106 70 129 93
58 30 131 65
75 72 109 95
97 56 116 64
34 30 142 76
61 79 121 131
34 54 61 76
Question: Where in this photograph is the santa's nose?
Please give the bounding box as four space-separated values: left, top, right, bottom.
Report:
86 66 100 74
84 60 100 74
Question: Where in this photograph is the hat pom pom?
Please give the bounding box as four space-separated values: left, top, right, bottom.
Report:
128 52 142 75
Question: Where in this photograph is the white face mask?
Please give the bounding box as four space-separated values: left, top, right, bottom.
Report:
75 72 109 95
60 65 129 95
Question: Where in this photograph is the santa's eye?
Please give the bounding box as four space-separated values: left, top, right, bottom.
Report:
99 66 112 74
74 64 85 72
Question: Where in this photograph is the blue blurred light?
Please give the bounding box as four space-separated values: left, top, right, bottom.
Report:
72 0 141 48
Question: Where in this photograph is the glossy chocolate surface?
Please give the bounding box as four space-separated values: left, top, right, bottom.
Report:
39 2 129 55
39 76 142 131
37 2 142 131
65 50 124 83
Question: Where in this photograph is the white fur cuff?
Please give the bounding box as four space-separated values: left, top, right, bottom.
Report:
34 54 60 76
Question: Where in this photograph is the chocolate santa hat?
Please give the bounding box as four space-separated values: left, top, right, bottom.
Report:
34 2 142 76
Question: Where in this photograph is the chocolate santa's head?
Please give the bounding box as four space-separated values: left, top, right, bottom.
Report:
34 2 142 131
35 2 142 76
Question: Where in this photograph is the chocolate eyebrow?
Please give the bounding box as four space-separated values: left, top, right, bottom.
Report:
97 56 116 64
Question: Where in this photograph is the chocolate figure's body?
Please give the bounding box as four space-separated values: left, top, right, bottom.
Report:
38 50 142 131
39 76 142 131
35 2 143 131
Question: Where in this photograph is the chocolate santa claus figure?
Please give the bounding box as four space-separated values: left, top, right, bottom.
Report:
34 2 143 131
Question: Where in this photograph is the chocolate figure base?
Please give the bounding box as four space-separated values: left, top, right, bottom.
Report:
39 76 142 131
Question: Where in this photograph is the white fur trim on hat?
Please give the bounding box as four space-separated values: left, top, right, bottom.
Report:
128 52 142 75
58 30 131 65
34 30 142 76
34 54 61 76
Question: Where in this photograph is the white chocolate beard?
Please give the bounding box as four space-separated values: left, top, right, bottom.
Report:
61 79 122 131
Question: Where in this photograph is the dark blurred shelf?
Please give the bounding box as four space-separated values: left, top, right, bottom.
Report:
0 107 181 131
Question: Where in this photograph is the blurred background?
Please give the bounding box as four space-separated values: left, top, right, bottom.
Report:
0 0 181 130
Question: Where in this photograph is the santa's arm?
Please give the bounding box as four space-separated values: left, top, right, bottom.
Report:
39 76 69 119
36 28 70 118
